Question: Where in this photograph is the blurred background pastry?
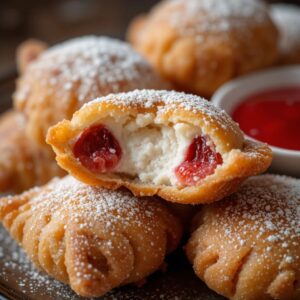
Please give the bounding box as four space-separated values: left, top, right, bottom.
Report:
271 4 300 64
13 36 169 149
128 0 279 97
0 110 65 193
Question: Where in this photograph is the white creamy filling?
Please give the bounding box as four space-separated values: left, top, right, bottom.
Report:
103 114 201 186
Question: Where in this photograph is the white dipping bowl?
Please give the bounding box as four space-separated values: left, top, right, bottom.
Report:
212 66 300 177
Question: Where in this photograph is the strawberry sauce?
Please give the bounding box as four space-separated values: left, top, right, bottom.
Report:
232 87 300 151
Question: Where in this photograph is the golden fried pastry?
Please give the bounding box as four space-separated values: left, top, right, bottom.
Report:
14 36 169 148
271 4 300 65
0 175 182 297
128 0 279 97
0 110 65 193
186 175 300 300
47 90 272 204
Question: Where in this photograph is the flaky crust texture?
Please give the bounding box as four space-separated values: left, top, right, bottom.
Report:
0 176 182 297
186 175 300 300
0 110 65 193
128 0 279 97
47 90 272 204
13 36 169 148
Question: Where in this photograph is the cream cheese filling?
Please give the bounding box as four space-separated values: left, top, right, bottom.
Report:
103 114 201 186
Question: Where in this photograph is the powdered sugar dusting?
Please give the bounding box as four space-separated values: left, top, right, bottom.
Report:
271 4 300 55
187 175 300 295
208 174 300 262
158 0 268 40
85 89 241 137
17 176 162 233
15 36 166 105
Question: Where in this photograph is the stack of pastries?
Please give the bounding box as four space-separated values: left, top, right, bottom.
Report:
0 0 299 299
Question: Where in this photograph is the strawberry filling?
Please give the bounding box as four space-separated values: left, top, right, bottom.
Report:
175 136 222 186
73 125 122 173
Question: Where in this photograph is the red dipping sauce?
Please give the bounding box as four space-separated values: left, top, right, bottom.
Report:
232 87 300 151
